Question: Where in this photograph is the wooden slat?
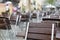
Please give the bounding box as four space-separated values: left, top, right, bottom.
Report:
50 15 59 19
16 34 25 38
21 18 29 22
27 21 56 40
16 32 25 38
10 15 17 21
0 17 11 30
32 13 37 18
28 28 56 35
29 23 56 28
27 33 55 40
41 21 57 24
27 38 56 40
43 18 60 21
2 12 9 18
21 14 29 22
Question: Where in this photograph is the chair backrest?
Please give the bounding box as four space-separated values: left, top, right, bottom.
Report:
29 22 56 28
27 21 56 40
21 14 29 18
2 12 9 18
0 17 11 30
10 13 17 20
0 19 5 24
21 14 29 22
32 13 37 18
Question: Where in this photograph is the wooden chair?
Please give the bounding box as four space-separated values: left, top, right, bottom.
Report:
31 13 37 18
1 10 10 18
27 21 56 40
42 18 60 40
10 13 18 24
50 15 59 19
0 17 11 30
10 12 21 25
21 14 29 22
10 14 17 20
43 18 60 27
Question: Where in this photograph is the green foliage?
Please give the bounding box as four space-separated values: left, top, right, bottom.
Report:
22 4 25 13
46 0 54 4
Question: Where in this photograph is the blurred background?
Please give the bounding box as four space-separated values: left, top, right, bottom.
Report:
0 0 60 40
